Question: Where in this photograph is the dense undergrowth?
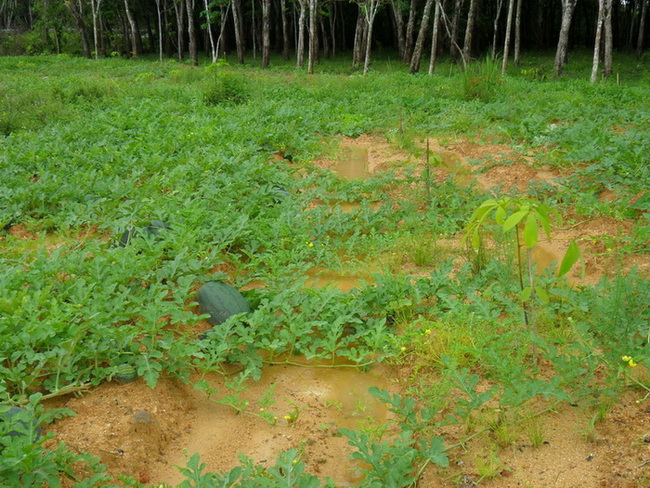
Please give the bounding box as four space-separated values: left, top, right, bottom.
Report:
0 54 648 487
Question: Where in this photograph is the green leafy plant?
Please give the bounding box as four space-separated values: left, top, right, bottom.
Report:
463 196 582 329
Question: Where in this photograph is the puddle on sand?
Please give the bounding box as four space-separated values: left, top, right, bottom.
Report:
434 151 475 187
335 147 369 180
305 267 376 292
153 364 395 487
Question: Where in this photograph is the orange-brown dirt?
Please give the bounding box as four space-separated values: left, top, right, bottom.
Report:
40 134 649 487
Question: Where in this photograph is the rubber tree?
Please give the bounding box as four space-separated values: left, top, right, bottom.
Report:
513 0 522 65
554 0 579 76
501 0 515 74
427 0 441 74
307 0 318 74
462 0 478 66
409 0 433 73
590 0 606 83
261 0 271 68
638 0 649 59
362 0 383 75
491 0 504 61
296 0 307 67
89 0 103 58
186 0 198 65
65 0 92 57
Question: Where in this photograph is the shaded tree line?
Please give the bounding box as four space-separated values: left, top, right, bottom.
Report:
1 0 648 76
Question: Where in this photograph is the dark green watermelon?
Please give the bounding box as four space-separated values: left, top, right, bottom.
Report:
0 406 41 450
118 220 170 247
198 281 251 326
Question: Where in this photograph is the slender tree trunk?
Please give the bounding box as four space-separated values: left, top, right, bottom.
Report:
462 0 478 66
405 0 418 62
330 2 337 56
155 0 163 60
90 0 103 59
502 0 515 74
513 0 522 65
232 0 245 63
450 0 464 61
216 4 230 59
280 0 290 59
307 0 318 73
391 0 406 61
320 15 330 58
492 0 503 60
123 0 141 57
363 0 380 76
67 0 92 58
173 0 185 61
409 0 434 73
296 0 307 67
203 0 216 61
554 0 579 76
591 0 605 83
638 0 648 59
603 0 613 77
186 0 197 64
262 0 271 67
352 7 365 67
428 0 442 74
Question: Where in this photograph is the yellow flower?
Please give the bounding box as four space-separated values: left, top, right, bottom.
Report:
400 346 407 352
424 329 432 335
622 356 637 368
308 242 314 247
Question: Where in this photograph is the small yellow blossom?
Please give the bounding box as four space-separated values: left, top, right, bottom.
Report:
400 346 407 352
308 242 314 247
424 329 432 335
622 356 637 368
259 407 265 412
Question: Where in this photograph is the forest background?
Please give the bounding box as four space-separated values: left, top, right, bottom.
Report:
1 0 649 79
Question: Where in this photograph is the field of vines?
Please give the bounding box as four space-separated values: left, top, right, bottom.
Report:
1 53 649 487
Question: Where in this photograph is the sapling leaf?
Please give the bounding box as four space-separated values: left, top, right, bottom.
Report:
535 286 549 304
494 205 506 225
558 240 581 277
520 286 532 302
524 214 539 248
503 209 528 232
535 206 552 239
472 228 480 249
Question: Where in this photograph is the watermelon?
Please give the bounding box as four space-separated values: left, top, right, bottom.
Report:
118 220 170 247
114 364 137 383
0 406 41 450
198 281 250 326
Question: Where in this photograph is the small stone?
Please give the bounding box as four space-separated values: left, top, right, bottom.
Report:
130 411 154 425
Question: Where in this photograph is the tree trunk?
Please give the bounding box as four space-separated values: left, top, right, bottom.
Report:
320 15 330 59
173 0 185 61
491 0 503 60
405 0 418 62
307 0 318 73
554 0 579 76
428 0 442 74
462 0 478 66
203 0 216 62
352 8 366 67
502 0 515 74
409 0 434 73
262 0 271 67
186 0 197 64
603 0 613 77
591 0 605 83
638 0 649 59
123 0 141 58
280 0 290 60
514 0 522 65
296 0 307 67
363 0 381 76
67 0 92 58
232 0 245 63
391 0 406 62
90 0 103 59
450 0 465 61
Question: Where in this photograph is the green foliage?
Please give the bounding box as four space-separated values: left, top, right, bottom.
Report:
462 56 503 102
203 71 251 105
